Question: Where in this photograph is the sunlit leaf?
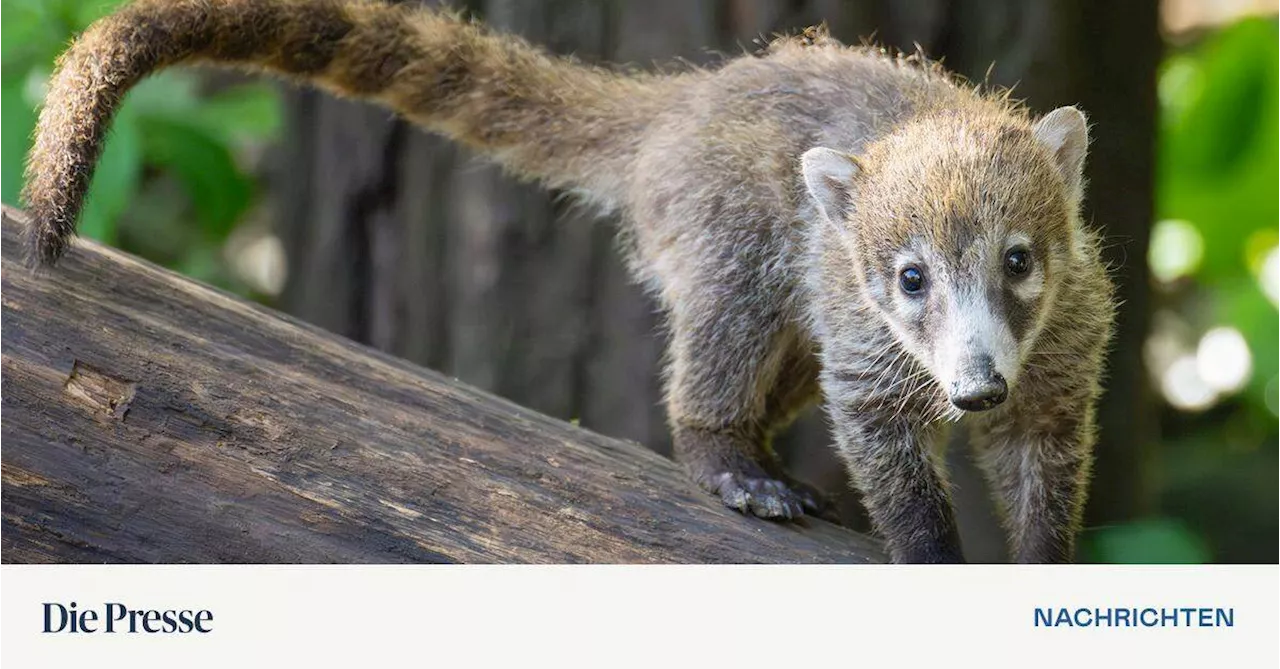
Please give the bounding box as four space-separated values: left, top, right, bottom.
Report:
1167 27 1269 173
1148 219 1204 283
1158 18 1279 282
1210 282 1280 413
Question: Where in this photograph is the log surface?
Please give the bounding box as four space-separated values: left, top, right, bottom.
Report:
0 207 884 564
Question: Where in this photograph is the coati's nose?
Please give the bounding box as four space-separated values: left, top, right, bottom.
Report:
949 367 1008 412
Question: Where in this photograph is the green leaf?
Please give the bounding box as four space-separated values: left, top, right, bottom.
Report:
175 243 230 287
138 115 253 241
1158 18 1279 282
120 71 201 116
79 105 143 244
0 0 47 66
119 74 283 145
1166 24 1271 174
1082 518 1211 564
191 83 285 143
69 0 131 29
1 76 38 206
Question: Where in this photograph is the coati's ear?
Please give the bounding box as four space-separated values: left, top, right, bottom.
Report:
801 147 861 225
1033 106 1089 199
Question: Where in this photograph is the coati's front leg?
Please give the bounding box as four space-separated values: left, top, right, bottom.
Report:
666 294 826 521
826 413 964 562
971 403 1096 563
822 369 964 562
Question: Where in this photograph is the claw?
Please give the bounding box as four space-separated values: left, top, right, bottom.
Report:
705 471 809 521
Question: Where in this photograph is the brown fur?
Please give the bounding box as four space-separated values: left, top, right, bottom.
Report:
21 1 1116 563
23 0 665 263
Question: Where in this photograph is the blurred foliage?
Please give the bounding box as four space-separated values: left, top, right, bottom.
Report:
1 0 282 291
0 2 1274 562
1080 17 1279 564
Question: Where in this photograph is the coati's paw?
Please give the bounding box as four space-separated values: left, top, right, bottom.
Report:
691 465 833 521
674 426 831 522
707 471 807 520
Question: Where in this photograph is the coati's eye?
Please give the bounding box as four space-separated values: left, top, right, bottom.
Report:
899 266 926 294
1004 249 1031 277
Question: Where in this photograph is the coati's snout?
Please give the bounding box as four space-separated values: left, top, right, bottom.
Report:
930 286 1023 412
948 355 1008 411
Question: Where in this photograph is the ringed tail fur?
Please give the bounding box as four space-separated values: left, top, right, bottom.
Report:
22 0 660 265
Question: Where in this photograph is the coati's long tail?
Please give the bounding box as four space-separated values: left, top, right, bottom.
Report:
23 0 665 265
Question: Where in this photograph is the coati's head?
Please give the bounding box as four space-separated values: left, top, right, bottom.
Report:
802 106 1089 413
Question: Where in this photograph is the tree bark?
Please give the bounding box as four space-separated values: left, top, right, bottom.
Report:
0 207 883 564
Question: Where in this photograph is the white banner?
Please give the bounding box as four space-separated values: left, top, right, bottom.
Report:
2 565 1276 668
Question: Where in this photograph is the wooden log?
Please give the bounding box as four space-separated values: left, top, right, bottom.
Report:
0 207 884 564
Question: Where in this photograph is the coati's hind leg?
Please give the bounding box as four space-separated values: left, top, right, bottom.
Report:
666 296 824 521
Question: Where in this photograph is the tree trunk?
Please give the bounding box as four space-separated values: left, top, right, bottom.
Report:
0 207 882 564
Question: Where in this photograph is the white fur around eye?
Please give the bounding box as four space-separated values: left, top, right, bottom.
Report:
1012 271 1044 302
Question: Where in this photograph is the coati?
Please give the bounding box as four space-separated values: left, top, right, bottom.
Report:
21 0 1116 563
